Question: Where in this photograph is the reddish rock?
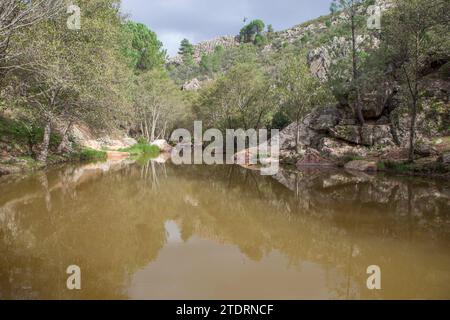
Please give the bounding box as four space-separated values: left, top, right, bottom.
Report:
106 151 130 160
345 160 378 172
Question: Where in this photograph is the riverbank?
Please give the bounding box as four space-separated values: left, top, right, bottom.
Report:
0 116 163 177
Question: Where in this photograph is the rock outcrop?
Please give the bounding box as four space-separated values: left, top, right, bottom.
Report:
70 123 137 151
330 124 394 147
296 148 335 168
439 152 450 164
345 160 378 172
182 78 202 91
167 35 239 65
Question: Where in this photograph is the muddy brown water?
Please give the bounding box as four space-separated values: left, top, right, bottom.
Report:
0 158 449 300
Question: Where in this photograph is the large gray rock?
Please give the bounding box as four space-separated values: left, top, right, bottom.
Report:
308 106 341 132
296 148 335 168
330 125 394 147
415 143 438 157
278 121 323 151
360 82 399 119
320 137 368 160
439 152 450 164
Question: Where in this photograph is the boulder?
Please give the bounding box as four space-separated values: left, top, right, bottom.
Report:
360 82 397 119
0 164 21 176
122 137 138 147
182 78 201 91
438 152 450 164
151 139 172 153
330 125 394 146
320 137 368 160
278 121 323 151
307 106 341 132
307 47 330 82
345 160 378 173
415 143 439 157
280 149 302 165
296 148 335 168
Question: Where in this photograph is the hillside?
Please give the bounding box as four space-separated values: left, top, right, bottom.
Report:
166 0 449 176
0 0 448 177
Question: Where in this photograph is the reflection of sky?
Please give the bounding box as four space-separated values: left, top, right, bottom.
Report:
128 236 338 300
165 220 183 244
121 0 333 56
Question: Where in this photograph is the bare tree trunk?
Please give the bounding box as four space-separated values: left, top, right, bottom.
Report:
38 119 52 163
389 112 401 146
295 112 301 152
144 118 150 142
150 109 160 142
57 121 73 154
408 98 417 162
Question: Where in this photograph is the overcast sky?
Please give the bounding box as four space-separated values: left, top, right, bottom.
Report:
121 0 333 56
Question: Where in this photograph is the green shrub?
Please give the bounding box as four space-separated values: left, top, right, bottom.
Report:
78 149 107 162
119 143 160 156
376 161 386 170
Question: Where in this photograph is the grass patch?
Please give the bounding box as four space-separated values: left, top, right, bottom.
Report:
119 143 160 157
377 161 386 171
342 155 365 163
76 148 107 162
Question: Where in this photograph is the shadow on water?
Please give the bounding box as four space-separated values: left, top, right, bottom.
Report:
0 157 449 299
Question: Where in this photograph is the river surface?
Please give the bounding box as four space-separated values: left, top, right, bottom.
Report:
0 158 450 300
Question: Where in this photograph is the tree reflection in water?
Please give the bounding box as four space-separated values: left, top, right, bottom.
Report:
0 159 449 299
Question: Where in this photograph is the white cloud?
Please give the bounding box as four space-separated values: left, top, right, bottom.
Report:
121 0 333 56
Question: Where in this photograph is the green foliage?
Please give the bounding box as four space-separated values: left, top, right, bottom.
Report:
240 19 266 44
200 45 225 75
271 111 291 129
274 50 334 124
77 149 107 162
179 38 195 64
0 116 60 154
134 69 185 142
254 34 268 47
194 63 273 131
121 22 166 71
119 143 160 156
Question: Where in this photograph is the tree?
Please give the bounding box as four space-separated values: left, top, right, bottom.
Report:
194 63 273 131
330 0 365 125
0 0 65 104
0 0 64 67
7 0 134 162
134 70 184 142
179 38 195 64
382 0 449 162
275 52 333 148
240 19 266 44
267 24 275 41
121 22 166 72
200 45 225 75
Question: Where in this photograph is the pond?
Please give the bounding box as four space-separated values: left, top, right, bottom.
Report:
0 158 449 299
